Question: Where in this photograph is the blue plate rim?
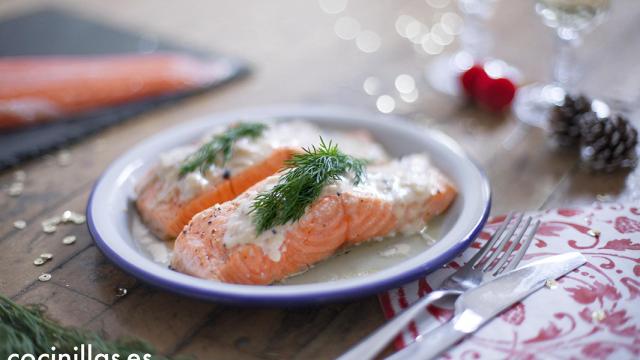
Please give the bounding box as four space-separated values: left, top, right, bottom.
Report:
86 105 492 306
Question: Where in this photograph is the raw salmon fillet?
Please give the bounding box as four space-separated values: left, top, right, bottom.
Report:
171 154 456 285
0 53 227 130
136 122 389 240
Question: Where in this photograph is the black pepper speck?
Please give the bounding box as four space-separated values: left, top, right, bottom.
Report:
222 169 231 180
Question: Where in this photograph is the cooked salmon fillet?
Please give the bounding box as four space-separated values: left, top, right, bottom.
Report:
136 121 389 240
171 154 456 285
137 147 295 240
0 53 226 130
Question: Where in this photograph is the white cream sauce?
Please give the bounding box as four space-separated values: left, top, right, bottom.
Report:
137 120 389 205
221 153 446 264
222 176 289 262
347 154 444 235
131 210 173 265
379 243 411 257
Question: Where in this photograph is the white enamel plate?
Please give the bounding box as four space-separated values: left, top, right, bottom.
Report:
87 105 491 305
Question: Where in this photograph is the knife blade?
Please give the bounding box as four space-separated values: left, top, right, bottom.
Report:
386 252 587 360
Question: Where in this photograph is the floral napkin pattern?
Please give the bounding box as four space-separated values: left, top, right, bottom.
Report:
380 203 640 359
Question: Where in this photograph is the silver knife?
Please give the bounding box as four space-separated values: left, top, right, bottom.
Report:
386 252 587 360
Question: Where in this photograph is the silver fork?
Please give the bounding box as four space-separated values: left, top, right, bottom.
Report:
338 213 540 360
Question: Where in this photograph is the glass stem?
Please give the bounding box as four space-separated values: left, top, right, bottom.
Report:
553 35 581 93
460 12 491 61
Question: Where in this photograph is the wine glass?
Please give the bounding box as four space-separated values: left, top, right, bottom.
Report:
426 0 520 96
514 0 611 128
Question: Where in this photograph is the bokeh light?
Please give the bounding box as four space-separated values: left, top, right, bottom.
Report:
363 76 381 95
318 0 348 14
356 30 381 53
334 16 361 40
430 22 454 45
395 74 416 94
395 15 415 38
426 0 450 9
440 12 464 35
376 95 396 113
420 34 444 55
400 89 419 103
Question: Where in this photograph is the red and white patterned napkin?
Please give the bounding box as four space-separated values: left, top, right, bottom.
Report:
379 203 640 359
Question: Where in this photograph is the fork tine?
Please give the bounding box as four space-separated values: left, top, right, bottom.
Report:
490 216 532 275
479 213 524 271
465 212 514 269
499 220 540 273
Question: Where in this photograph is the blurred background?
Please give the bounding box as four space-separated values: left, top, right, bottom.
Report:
2 0 639 209
1 2 639 358
2 0 638 119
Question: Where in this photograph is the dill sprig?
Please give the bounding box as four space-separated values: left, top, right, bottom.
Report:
0 294 172 359
250 138 367 234
179 122 267 176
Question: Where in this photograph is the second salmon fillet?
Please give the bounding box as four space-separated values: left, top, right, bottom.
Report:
171 154 456 285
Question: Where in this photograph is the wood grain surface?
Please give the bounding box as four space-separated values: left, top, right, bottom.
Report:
1 0 639 359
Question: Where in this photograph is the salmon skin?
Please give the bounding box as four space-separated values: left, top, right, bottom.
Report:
171 154 457 285
136 121 389 240
0 53 226 131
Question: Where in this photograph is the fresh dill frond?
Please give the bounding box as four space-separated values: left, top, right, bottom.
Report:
250 138 367 234
0 294 173 359
179 122 267 176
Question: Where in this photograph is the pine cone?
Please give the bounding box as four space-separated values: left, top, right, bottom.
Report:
579 112 638 172
549 94 592 146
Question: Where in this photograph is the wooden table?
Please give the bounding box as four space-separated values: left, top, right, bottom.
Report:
1 0 639 358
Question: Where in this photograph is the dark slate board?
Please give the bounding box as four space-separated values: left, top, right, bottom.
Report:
0 8 250 169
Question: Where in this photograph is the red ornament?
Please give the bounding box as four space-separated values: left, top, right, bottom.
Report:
459 65 517 112
460 65 488 98
478 77 517 112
